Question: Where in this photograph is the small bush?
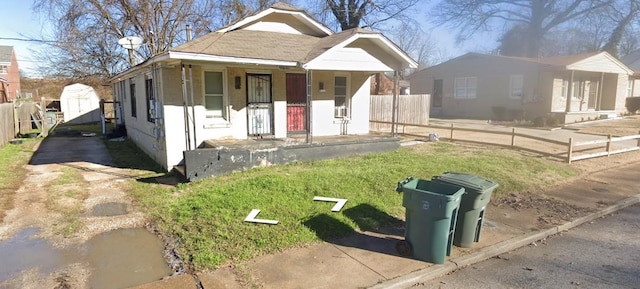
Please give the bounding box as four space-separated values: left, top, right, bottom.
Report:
492 106 506 121
533 115 560 127
625 97 640 114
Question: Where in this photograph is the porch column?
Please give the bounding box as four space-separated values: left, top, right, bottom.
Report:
597 72 604 110
305 69 313 144
565 70 574 112
391 71 398 137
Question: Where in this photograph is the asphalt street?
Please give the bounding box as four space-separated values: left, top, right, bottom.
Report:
413 204 640 289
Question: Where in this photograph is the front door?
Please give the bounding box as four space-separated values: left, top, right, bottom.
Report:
286 74 307 133
247 74 273 136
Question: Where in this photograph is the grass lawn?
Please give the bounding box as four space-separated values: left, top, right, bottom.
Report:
118 141 579 271
0 138 41 219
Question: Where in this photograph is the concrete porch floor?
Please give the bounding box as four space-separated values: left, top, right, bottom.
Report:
202 132 398 150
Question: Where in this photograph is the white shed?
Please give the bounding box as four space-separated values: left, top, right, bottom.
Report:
60 83 101 124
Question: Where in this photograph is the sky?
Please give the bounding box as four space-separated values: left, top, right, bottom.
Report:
0 0 49 77
0 0 495 77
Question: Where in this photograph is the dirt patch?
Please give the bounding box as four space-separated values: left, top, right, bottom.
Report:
573 115 640 136
492 191 595 228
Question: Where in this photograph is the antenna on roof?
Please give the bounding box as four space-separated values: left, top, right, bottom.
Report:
118 36 143 66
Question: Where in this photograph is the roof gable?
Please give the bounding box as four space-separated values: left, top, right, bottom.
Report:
217 2 332 37
303 28 417 71
564 52 633 74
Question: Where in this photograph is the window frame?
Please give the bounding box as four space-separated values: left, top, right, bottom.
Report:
129 80 137 118
202 69 228 122
509 75 523 99
0 65 7 73
334 74 350 118
145 76 154 123
453 77 477 99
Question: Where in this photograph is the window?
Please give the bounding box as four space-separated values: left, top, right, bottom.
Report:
145 77 154 122
572 80 583 99
204 71 226 120
561 79 568 98
334 76 349 118
130 81 137 117
0 65 7 73
628 80 633 97
454 77 477 99
509 75 523 99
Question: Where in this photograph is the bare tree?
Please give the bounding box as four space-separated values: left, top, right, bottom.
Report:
32 0 219 79
388 22 436 69
601 0 640 57
311 0 422 31
434 0 612 57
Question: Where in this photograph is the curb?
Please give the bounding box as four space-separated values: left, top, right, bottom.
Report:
369 194 640 289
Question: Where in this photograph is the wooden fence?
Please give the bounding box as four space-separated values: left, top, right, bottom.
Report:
0 100 37 148
370 121 640 163
568 133 640 163
370 94 430 132
0 103 14 148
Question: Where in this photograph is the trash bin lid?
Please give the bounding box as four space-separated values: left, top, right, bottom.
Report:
434 172 498 192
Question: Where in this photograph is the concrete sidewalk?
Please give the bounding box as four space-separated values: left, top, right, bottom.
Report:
136 160 640 289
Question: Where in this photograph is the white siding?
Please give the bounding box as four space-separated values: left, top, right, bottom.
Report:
305 47 393 71
347 77 370 134
568 54 631 74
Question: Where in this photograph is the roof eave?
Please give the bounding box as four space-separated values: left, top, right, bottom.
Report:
167 51 298 67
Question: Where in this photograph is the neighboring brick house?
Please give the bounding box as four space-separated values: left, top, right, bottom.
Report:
0 46 21 103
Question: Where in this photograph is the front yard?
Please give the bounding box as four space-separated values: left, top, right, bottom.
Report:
120 141 578 270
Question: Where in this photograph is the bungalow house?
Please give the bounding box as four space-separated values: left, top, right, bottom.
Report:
409 51 634 123
0 46 21 103
109 2 417 177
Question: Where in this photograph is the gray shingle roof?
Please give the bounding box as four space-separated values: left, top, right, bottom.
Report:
171 27 387 65
172 30 323 62
0 46 14 63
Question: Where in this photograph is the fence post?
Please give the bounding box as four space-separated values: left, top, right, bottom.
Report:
13 100 19 137
450 123 454 140
637 130 640 147
511 128 516 147
567 138 574 164
606 134 612 156
40 97 48 137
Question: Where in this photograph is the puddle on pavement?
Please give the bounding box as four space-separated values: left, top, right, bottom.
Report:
86 228 172 289
0 228 79 282
0 228 172 288
92 202 128 216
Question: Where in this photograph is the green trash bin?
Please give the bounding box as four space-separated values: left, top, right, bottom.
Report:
395 177 465 264
431 172 499 248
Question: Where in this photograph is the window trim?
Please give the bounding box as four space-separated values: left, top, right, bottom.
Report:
202 69 228 123
145 76 154 123
129 80 137 118
453 77 477 99
334 74 350 118
509 74 523 99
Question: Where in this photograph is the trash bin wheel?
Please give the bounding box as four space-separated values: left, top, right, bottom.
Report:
396 240 412 256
